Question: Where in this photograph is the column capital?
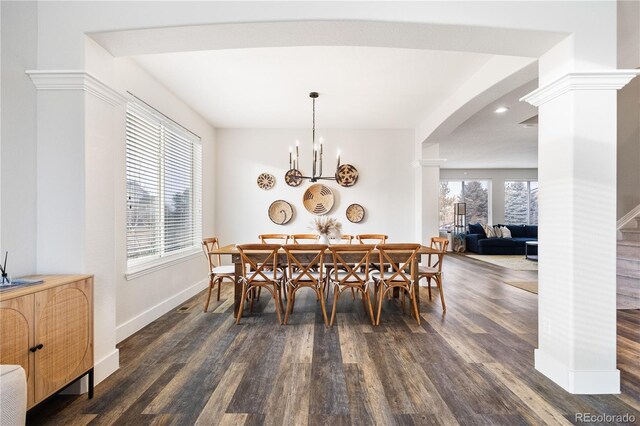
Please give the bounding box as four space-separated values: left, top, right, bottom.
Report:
411 158 447 168
521 70 640 107
26 70 127 107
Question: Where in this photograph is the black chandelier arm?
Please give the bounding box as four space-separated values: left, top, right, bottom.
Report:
297 175 336 181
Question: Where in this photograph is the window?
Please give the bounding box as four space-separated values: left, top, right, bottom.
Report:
126 100 202 272
504 181 538 224
439 180 490 229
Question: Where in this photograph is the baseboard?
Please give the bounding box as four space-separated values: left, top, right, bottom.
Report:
60 348 120 395
535 349 620 394
95 348 120 384
116 279 208 343
617 204 640 230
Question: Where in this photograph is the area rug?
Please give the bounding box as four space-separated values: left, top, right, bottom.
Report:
465 254 538 271
504 281 538 294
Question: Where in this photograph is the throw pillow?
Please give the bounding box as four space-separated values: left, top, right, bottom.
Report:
494 226 502 238
482 223 496 238
500 226 512 238
468 223 486 238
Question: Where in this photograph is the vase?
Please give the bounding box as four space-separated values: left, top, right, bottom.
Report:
319 234 330 245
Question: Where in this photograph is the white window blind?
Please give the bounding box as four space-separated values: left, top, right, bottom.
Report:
126 100 202 271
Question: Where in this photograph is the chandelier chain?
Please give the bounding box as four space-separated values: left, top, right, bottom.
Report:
312 96 316 147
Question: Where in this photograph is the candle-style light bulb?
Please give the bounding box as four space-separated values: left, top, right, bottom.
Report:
337 149 341 169
295 140 300 161
319 137 324 154
289 146 292 169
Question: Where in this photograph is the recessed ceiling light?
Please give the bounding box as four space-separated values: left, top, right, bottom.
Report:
494 106 509 114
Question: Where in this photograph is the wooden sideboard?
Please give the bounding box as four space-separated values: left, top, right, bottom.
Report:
0 275 94 409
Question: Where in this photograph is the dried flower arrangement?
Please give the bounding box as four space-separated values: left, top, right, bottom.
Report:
310 216 342 238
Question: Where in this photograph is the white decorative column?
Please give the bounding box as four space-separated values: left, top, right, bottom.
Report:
522 70 640 394
26 70 126 384
412 143 444 245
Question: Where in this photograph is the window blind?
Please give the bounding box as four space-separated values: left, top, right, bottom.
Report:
126 101 202 269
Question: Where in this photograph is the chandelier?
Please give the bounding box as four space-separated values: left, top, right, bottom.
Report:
285 92 341 185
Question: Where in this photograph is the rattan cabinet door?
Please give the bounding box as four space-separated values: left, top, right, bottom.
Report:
33 279 93 402
0 294 35 408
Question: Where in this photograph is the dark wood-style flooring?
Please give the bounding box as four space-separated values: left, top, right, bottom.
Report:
28 254 640 425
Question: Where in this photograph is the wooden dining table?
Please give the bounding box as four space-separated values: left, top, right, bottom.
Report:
210 244 440 316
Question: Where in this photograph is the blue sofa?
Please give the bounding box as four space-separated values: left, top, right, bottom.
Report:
466 223 538 255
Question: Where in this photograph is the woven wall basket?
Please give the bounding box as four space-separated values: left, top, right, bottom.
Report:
268 200 294 225
303 184 334 215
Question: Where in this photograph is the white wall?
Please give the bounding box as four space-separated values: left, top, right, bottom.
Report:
0 1 38 276
215 129 415 245
110 57 216 341
439 168 538 225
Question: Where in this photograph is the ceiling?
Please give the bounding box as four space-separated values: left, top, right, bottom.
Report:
131 45 537 168
132 46 492 129
438 79 538 169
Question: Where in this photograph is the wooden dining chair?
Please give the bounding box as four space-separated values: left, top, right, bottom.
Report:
258 234 290 244
235 244 284 324
291 234 320 244
330 234 353 244
372 243 421 325
201 238 235 312
418 237 449 312
282 244 329 326
356 234 388 244
257 234 289 298
328 244 376 326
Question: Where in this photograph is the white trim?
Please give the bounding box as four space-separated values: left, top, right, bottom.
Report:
125 249 201 280
116 278 208 342
535 349 620 394
95 349 120 384
25 70 127 106
411 158 447 168
617 204 640 230
521 70 640 107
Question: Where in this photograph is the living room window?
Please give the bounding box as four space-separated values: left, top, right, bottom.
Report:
125 99 202 276
504 180 538 225
439 180 490 229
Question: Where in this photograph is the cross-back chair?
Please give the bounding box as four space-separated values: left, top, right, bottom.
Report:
356 234 388 244
328 244 376 326
291 234 320 244
372 243 421 325
257 234 289 297
282 244 329 326
330 234 353 244
418 237 449 312
201 237 235 312
235 244 284 324
258 234 290 245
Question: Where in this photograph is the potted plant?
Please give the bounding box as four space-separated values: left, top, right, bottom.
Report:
310 216 342 244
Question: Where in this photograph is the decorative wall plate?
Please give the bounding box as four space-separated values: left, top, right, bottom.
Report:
257 173 275 190
303 184 334 215
268 200 294 225
335 164 359 187
284 169 303 187
346 203 365 223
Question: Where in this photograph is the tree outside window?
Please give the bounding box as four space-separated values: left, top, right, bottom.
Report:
439 180 489 229
505 181 538 225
